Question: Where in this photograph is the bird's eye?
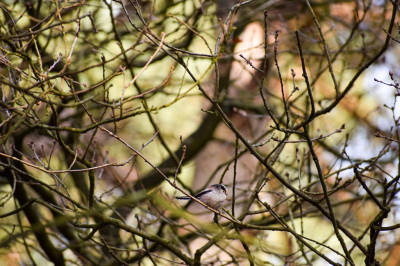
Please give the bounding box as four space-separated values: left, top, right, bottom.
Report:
221 186 227 194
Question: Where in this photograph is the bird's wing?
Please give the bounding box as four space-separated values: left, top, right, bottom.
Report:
194 189 212 199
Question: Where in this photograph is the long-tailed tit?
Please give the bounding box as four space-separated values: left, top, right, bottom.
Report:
175 184 227 210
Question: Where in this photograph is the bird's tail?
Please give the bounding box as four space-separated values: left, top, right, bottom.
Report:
175 196 191 200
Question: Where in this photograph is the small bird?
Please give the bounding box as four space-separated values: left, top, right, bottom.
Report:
175 184 227 210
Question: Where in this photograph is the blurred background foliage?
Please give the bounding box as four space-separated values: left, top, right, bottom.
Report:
1 0 400 265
